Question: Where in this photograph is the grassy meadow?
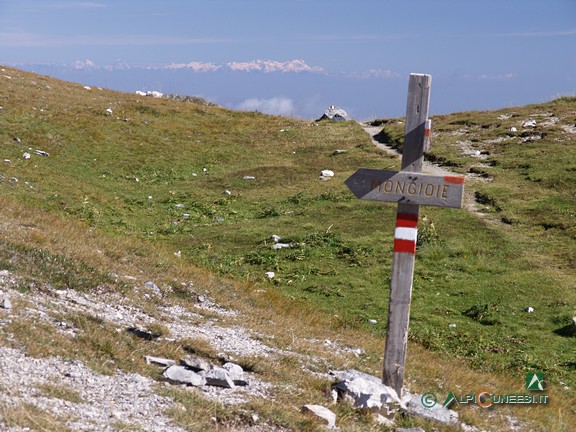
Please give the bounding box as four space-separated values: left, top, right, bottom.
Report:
0 66 574 431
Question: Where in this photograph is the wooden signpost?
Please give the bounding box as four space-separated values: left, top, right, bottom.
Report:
345 73 465 397
345 169 464 209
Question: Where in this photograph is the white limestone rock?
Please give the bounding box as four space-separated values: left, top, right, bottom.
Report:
163 365 206 387
205 367 235 388
406 393 459 425
301 404 336 429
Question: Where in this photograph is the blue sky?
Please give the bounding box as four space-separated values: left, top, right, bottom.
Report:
1 0 575 119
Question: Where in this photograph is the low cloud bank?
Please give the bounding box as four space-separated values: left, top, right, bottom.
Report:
237 97 296 116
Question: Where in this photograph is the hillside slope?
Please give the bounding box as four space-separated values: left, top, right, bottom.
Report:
0 66 574 431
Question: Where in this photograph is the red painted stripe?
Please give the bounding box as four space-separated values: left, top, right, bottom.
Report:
394 239 416 254
396 212 418 228
444 176 465 185
425 128 431 137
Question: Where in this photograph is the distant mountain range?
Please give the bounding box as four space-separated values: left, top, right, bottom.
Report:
69 58 326 74
13 59 559 120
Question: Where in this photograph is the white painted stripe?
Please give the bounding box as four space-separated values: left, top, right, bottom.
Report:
395 227 417 241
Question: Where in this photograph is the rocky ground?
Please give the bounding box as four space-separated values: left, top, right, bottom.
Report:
0 263 476 432
0 269 301 431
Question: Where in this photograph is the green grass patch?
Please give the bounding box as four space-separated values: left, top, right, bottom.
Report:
2 67 575 399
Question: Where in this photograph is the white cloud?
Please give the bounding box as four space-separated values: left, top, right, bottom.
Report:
237 97 296 116
348 69 401 79
461 73 518 81
498 29 576 37
44 2 110 9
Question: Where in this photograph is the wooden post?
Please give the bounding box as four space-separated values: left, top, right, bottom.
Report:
382 73 432 396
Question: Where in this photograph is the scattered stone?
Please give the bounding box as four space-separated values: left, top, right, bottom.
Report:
34 149 49 156
272 243 293 250
332 369 404 415
106 108 113 114
301 404 336 429
317 105 348 122
320 169 335 178
22 152 31 160
147 91 163 98
510 127 517 132
265 271 275 279
223 189 232 195
330 388 338 403
144 356 176 367
572 317 576 328
180 356 211 372
448 323 457 328
243 175 255 180
460 423 481 432
83 86 91 90
144 281 162 297
525 306 534 313
368 319 377 325
163 365 206 387
522 120 537 128
271 234 282 243
332 150 347 155
222 362 245 384
406 393 459 425
13 137 21 142
1 298 12 310
205 367 235 388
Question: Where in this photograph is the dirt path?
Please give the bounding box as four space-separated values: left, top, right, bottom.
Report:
359 123 486 217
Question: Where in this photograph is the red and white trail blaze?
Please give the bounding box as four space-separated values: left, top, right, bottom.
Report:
393 212 418 255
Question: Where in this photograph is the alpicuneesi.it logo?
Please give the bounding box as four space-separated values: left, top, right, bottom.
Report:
421 373 549 409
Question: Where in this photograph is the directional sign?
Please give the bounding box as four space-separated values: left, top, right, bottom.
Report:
345 168 465 209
